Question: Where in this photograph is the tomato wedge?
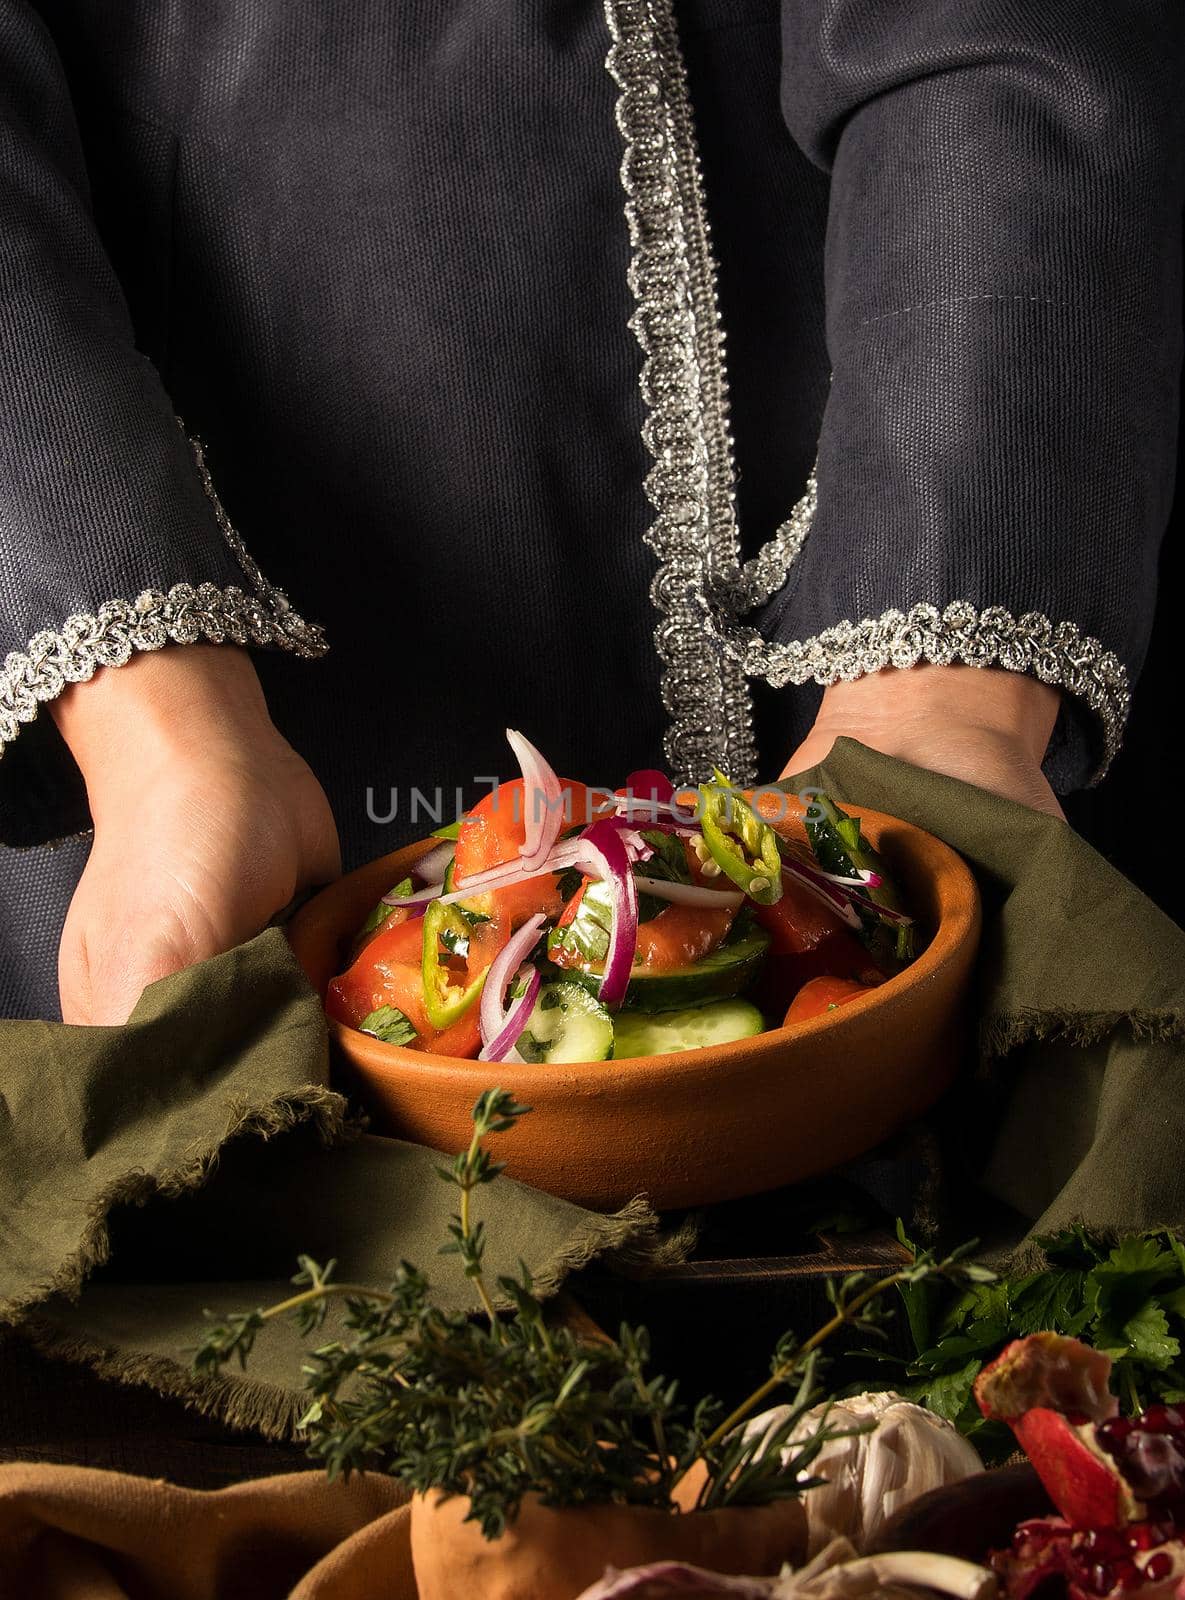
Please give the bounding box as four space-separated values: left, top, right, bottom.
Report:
633 901 734 970
784 975 875 1026
453 777 603 927
549 876 735 973
327 917 492 1057
753 878 850 956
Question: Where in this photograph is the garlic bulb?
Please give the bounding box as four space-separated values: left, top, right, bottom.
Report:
742 1391 983 1556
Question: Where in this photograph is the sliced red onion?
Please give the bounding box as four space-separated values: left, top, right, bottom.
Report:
596 816 654 862
505 727 566 872
632 875 744 910
411 839 455 885
437 838 583 905
573 818 638 1008
612 796 698 829
478 912 547 1057
843 891 914 927
778 855 864 930
807 865 884 889
573 1562 770 1599
479 966 542 1063
382 880 447 907
777 842 911 930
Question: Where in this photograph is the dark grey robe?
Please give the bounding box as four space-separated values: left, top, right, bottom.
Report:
1 0 1181 1016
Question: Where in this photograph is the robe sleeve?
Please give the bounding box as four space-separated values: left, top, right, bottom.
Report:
758 0 1183 789
0 1 324 846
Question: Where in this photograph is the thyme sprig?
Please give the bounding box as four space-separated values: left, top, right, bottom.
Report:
195 1091 992 1539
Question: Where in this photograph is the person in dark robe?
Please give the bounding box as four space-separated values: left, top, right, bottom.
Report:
0 1 1181 1023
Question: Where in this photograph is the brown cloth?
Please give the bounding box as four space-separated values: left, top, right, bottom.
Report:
0 1463 414 1600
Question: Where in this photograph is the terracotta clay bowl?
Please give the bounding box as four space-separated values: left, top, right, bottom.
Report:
287 802 980 1211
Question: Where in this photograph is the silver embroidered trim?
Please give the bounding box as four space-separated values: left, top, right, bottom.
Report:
604 0 1128 784
0 435 326 758
605 0 759 785
717 469 818 613
702 598 1131 776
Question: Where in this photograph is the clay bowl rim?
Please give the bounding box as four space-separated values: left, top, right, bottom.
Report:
293 802 979 1083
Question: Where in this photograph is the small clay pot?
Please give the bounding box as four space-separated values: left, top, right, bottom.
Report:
409 1487 808 1600
288 799 980 1210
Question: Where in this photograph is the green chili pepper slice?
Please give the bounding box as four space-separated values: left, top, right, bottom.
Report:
697 770 784 905
421 898 488 1030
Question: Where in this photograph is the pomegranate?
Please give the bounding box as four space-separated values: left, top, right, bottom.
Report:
990 1516 1185 1600
974 1335 1185 1600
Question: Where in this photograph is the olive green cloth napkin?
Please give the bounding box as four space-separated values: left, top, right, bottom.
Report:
0 931 659 1439
1 740 1182 1438
787 739 1185 1246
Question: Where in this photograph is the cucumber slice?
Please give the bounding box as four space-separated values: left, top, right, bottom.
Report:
553 923 770 1012
516 981 614 1064
613 998 765 1058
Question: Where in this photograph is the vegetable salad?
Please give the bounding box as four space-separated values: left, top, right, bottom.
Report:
326 731 917 1064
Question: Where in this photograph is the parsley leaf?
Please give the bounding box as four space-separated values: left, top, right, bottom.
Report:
638 830 692 885
901 1227 1185 1462
439 927 469 960
360 878 413 934
358 1005 417 1046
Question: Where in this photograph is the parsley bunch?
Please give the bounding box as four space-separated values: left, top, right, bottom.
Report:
893 1225 1185 1460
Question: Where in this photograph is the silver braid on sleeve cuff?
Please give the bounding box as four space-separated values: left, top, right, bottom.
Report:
603 0 1130 786
700 596 1131 779
0 434 326 758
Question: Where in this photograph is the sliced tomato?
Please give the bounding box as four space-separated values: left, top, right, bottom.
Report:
754 878 850 956
548 869 734 975
633 901 734 970
453 777 603 927
326 917 485 1057
554 879 586 932
792 928 886 986
349 900 414 961
784 975 875 1026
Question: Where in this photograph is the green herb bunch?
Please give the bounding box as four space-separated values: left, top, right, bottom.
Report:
891 1224 1185 1460
196 1091 991 1539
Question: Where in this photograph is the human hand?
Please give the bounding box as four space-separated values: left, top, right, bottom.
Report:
780 665 1065 819
51 644 340 1025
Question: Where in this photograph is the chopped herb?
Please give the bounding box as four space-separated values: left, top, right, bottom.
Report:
360 877 413 935
802 792 915 967
555 866 584 903
459 905 491 927
890 1226 1185 1457
439 926 469 960
358 1005 417 1046
638 830 692 886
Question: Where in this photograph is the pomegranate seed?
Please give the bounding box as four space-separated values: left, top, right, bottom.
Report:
1091 1563 1117 1593
1140 1407 1184 1435
1143 1553 1173 1582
